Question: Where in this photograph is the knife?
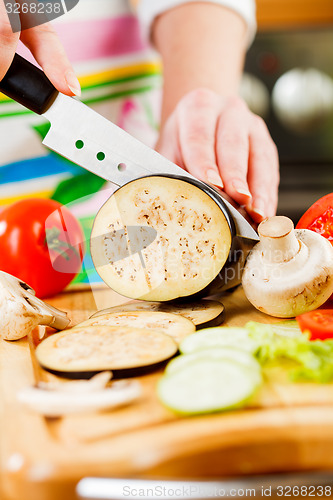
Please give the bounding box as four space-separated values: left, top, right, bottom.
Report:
0 54 259 243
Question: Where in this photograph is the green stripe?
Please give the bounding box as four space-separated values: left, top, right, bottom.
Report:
83 85 160 106
0 82 161 119
0 108 31 119
83 71 161 91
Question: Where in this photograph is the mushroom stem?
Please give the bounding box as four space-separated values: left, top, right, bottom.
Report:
36 301 70 330
258 216 301 264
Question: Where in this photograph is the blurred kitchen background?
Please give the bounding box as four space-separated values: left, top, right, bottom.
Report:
240 0 333 223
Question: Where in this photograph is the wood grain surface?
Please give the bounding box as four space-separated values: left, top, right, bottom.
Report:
1 286 333 500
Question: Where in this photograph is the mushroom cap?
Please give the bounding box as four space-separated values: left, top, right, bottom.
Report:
0 274 45 340
242 228 333 318
0 271 70 340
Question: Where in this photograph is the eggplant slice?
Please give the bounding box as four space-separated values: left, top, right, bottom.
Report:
36 326 178 379
90 299 225 329
90 176 232 301
76 311 196 345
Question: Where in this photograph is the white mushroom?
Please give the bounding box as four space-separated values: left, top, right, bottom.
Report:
0 271 70 340
37 371 113 393
242 216 333 318
17 377 142 417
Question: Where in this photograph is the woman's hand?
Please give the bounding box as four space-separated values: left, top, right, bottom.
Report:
153 2 279 223
0 0 80 95
156 88 279 223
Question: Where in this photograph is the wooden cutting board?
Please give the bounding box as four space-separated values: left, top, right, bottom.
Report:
2 286 333 500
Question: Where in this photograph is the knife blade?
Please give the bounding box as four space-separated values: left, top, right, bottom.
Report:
0 54 259 242
42 92 194 187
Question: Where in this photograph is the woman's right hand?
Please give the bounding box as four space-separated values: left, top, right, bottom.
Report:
0 1 80 95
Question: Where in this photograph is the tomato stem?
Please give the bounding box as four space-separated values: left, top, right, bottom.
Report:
45 227 81 261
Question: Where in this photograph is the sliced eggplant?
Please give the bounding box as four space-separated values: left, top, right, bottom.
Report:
90 299 225 329
36 325 178 379
76 311 195 345
90 175 235 301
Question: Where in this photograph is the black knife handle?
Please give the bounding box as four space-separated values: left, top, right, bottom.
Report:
0 53 58 115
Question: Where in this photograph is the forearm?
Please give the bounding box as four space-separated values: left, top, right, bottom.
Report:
153 2 248 124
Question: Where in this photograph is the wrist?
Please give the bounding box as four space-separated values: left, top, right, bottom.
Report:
153 3 246 123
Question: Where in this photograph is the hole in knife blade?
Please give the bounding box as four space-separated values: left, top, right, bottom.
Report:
97 152 105 161
117 163 126 172
75 140 84 149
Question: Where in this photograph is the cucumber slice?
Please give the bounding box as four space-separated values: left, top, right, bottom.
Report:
76 311 195 345
36 325 178 379
180 327 259 354
90 176 232 301
158 358 261 415
90 299 225 329
165 347 261 377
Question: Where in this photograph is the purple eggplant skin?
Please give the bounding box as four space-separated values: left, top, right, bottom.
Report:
162 298 226 329
39 356 177 380
148 175 255 299
194 307 225 329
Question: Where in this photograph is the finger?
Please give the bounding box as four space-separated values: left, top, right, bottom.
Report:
0 2 20 81
216 97 252 206
176 88 223 188
20 23 80 96
155 113 186 170
246 115 280 223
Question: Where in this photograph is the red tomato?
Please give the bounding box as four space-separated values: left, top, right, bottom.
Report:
0 198 84 298
297 310 333 340
296 193 333 301
296 193 333 243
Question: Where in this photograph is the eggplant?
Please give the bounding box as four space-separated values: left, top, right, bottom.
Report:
91 175 251 301
90 299 225 330
76 310 196 345
36 325 178 379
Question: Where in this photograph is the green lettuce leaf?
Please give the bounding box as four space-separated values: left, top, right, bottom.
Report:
245 321 333 383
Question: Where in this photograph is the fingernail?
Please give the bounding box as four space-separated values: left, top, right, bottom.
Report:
206 170 224 189
252 207 265 218
232 182 252 199
252 199 266 218
65 70 81 97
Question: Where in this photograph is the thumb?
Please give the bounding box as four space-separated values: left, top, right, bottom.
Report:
0 3 20 81
21 23 81 96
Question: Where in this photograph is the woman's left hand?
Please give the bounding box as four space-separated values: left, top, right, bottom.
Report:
156 88 279 223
